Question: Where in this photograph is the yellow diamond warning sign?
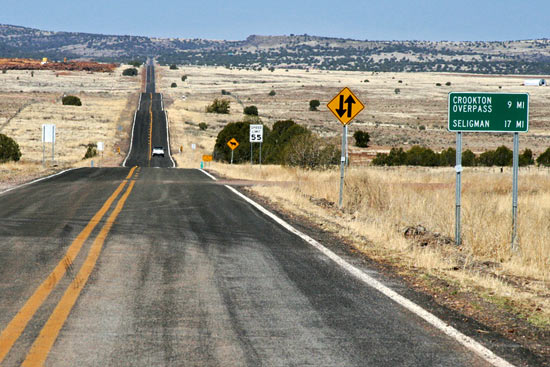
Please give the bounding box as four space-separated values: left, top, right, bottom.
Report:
327 87 365 125
227 138 239 150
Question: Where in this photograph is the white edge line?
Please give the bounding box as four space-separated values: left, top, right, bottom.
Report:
122 110 138 167
0 168 78 196
197 168 516 367
162 94 175 168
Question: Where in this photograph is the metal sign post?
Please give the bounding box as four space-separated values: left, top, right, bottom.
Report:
339 125 347 208
455 132 462 246
512 132 519 250
448 92 529 250
97 141 104 168
42 124 55 166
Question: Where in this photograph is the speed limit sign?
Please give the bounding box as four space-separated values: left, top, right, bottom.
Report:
249 124 263 143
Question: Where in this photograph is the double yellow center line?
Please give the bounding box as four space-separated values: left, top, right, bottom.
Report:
0 166 139 366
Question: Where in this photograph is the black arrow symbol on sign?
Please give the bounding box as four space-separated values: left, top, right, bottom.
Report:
230 141 237 146
336 95 346 117
345 95 356 118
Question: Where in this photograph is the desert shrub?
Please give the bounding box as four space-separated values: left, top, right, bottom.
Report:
199 123 208 130
536 147 550 166
446 81 452 86
62 95 82 106
83 143 98 159
283 133 340 169
405 146 439 166
122 68 138 76
170 64 178 70
462 149 476 166
243 105 258 116
439 147 456 166
128 60 142 67
519 149 534 166
262 120 308 163
419 125 426 130
1 70 6 74
206 98 230 114
171 82 177 88
309 99 320 111
0 133 22 163
436 83 442 86
268 90 276 96
181 75 187 82
221 89 230 95
394 88 401 94
353 130 370 148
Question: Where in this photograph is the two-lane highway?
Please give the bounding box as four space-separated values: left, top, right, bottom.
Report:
0 62 535 366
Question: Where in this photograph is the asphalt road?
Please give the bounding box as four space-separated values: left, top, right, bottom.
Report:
0 63 534 366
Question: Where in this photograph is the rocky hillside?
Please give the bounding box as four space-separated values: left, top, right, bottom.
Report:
1 24 549 74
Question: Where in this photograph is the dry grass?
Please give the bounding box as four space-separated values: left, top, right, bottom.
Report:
0 65 141 183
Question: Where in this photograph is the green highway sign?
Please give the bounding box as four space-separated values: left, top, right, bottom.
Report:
448 92 529 132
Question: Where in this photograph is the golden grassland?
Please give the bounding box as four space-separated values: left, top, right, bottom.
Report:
158 65 550 335
0 65 141 185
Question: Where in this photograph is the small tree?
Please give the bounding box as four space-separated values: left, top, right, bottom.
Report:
462 149 476 166
268 90 276 96
0 133 22 163
128 60 142 67
83 143 98 159
199 123 208 130
62 95 82 106
170 64 178 70
394 88 401 94
243 105 258 116
206 98 230 114
181 75 187 82
309 99 320 111
519 149 534 166
122 68 138 76
171 82 177 88
537 148 550 166
353 130 370 148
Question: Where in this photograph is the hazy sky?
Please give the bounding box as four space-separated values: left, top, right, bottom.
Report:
2 0 549 41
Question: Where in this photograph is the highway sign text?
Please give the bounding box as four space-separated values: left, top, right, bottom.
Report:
448 92 529 132
250 124 263 142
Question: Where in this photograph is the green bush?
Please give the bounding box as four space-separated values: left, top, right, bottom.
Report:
199 123 208 130
171 82 177 88
0 133 22 163
268 90 276 96
394 88 401 94
439 147 456 166
243 105 258 116
353 130 370 148
309 99 320 111
128 60 142 67
181 75 187 82
206 98 230 114
519 149 534 166
83 143 98 159
170 64 178 70
122 68 138 76
62 95 82 106
262 120 308 164
462 149 476 166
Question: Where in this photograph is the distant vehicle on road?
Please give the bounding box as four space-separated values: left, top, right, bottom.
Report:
152 146 165 157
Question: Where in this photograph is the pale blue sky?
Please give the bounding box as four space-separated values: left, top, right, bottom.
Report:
2 0 549 41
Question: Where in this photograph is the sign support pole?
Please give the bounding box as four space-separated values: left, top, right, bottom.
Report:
345 125 349 166
339 125 346 208
42 142 45 167
511 132 519 251
259 142 262 167
231 150 234 164
250 144 253 165
455 132 462 246
52 140 55 164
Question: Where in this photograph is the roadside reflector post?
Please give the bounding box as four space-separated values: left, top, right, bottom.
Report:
512 132 519 251
455 132 462 246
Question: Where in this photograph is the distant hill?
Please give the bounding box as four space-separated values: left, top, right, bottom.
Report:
1 24 549 74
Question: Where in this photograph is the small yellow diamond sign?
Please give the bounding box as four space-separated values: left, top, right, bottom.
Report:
227 138 239 150
327 87 365 125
